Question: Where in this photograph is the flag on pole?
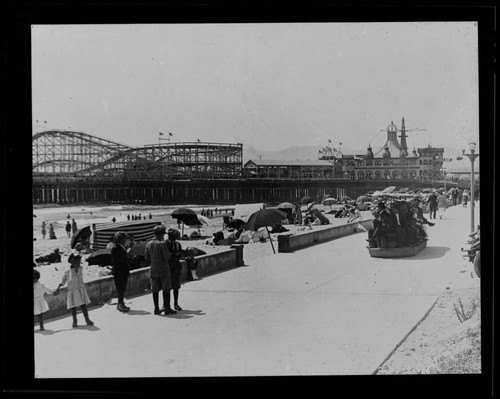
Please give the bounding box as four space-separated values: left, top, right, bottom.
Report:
159 132 164 136
169 132 173 136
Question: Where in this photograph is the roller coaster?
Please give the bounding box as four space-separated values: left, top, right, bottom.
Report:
32 130 243 182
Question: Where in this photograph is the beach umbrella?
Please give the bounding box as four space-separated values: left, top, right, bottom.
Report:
356 195 370 202
277 202 294 210
171 208 201 226
300 196 314 205
128 240 149 258
86 248 112 267
197 214 210 225
322 197 337 206
243 209 287 254
172 208 202 236
227 218 246 229
341 196 351 201
382 186 397 193
70 225 92 249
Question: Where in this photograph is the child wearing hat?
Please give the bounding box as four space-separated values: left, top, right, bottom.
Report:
54 252 94 328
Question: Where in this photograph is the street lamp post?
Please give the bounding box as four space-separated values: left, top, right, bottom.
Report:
442 167 447 193
460 142 479 233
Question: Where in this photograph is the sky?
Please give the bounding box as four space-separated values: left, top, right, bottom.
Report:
32 22 479 154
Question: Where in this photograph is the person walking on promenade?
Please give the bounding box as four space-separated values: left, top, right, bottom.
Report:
437 191 447 219
427 191 438 219
33 269 55 331
166 228 183 311
71 219 77 235
144 225 176 315
452 187 458 206
463 189 469 207
48 223 57 239
54 252 94 328
110 231 131 312
458 188 463 205
41 221 47 239
65 221 72 237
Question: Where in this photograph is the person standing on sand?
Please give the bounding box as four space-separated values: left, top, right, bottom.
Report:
144 225 176 315
41 221 46 239
71 219 77 235
65 221 72 237
48 223 56 239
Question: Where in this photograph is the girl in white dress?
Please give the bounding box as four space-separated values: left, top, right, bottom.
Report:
54 252 94 328
33 269 54 331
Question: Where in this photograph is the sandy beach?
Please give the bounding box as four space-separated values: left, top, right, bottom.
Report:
33 202 370 289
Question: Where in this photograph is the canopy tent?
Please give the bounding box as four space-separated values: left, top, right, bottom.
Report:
92 220 161 251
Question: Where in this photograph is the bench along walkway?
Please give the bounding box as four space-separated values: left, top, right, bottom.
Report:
34 204 477 377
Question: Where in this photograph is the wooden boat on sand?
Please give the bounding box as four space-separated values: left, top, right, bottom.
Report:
367 240 427 258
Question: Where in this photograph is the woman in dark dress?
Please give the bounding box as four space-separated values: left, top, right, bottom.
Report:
110 231 131 312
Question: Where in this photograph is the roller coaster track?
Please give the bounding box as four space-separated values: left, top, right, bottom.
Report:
32 130 243 181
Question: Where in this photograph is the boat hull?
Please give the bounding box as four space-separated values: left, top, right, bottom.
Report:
367 240 427 258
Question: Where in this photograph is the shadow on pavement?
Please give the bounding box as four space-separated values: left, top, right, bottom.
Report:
405 246 450 260
35 325 101 335
124 309 151 316
163 309 205 320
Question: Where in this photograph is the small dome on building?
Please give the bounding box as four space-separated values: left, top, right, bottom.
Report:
365 145 374 158
383 146 391 158
387 121 398 133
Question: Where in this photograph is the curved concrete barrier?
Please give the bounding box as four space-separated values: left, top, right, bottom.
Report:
278 219 372 252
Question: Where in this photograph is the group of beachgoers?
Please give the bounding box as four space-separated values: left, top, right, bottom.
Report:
366 196 435 249
200 208 235 218
34 225 202 331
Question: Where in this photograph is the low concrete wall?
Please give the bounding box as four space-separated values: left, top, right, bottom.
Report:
41 245 244 320
277 219 372 253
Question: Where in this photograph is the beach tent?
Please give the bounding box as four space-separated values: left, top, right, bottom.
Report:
92 220 161 251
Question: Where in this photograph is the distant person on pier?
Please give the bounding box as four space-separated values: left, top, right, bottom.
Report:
112 217 116 223
65 221 72 237
67 214 70 219
149 213 152 219
41 221 47 239
127 214 130 221
71 219 77 235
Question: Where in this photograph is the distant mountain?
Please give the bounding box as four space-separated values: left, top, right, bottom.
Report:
243 145 357 163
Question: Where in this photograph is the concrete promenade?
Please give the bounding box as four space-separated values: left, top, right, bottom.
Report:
34 201 480 377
